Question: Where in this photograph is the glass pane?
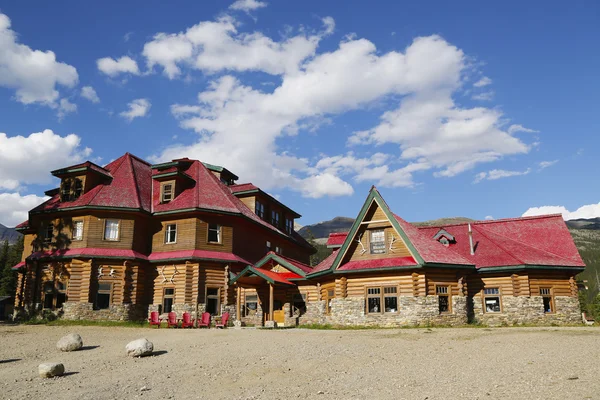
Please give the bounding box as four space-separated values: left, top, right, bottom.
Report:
485 297 501 312
163 297 173 313
207 288 219 296
484 288 500 295
384 296 397 312
368 297 381 313
56 292 66 308
97 293 110 309
543 297 552 313
208 224 220 242
327 289 334 297
164 288 174 296
438 295 449 313
104 220 119 240
98 283 112 291
43 282 54 293
436 286 448 294
370 229 386 254
73 221 83 239
367 287 380 295
384 287 397 294
44 294 54 309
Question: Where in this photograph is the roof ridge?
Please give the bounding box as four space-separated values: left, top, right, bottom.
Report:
470 225 524 265
475 223 578 264
124 152 151 166
416 214 564 229
127 153 142 209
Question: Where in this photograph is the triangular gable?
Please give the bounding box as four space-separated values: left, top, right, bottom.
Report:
230 265 296 285
313 187 426 276
253 252 309 277
433 229 455 242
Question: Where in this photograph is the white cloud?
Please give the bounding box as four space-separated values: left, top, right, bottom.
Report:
145 15 537 197
0 129 92 189
508 124 539 134
539 160 558 170
523 203 600 221
229 0 268 12
0 12 78 106
322 16 335 35
472 91 494 101
120 98 151 121
484 215 494 220
473 168 531 183
295 173 353 198
57 98 77 120
81 86 100 103
0 192 49 227
96 56 140 77
474 76 492 87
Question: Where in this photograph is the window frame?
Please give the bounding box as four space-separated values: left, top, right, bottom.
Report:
540 287 555 314
483 287 502 313
72 219 84 241
369 229 386 255
365 285 398 314
162 287 175 314
44 223 54 244
205 286 221 316
244 293 258 317
292 293 307 316
325 288 335 315
255 200 265 219
160 181 175 203
96 281 112 310
103 219 120 241
165 223 177 244
436 284 451 314
271 210 280 227
285 218 293 234
207 223 222 244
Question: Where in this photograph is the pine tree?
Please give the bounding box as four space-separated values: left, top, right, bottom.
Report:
0 240 10 296
0 237 22 297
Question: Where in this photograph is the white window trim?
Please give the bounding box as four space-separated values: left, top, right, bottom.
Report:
165 224 177 244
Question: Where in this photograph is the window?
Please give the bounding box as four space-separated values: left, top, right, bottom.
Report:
292 293 307 315
285 218 293 234
43 281 67 309
439 237 450 247
103 220 119 241
56 281 67 309
165 224 177 244
208 224 221 243
244 294 258 317
96 282 112 309
271 210 280 227
325 289 335 315
72 220 84 241
73 178 83 199
540 287 554 313
206 287 220 315
370 229 386 254
436 285 450 313
366 286 398 314
60 179 71 201
163 288 175 313
483 288 501 313
60 178 84 201
44 224 54 243
275 246 282 255
266 241 271 253
255 200 265 219
161 183 174 203
43 282 55 309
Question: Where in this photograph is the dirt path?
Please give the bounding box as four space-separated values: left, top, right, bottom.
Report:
1 325 598 399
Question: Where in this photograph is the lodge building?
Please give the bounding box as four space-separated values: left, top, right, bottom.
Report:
12 154 585 326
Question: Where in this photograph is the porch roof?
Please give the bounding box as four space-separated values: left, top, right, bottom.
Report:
230 266 299 286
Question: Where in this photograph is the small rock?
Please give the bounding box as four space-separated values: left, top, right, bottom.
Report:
567 376 579 380
140 386 150 391
57 333 83 352
38 362 65 378
317 391 324 395
126 338 154 357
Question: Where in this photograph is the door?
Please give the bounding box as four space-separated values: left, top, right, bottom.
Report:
272 300 285 324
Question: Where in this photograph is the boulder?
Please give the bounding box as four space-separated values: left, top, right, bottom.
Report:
125 338 154 357
38 362 65 378
57 333 83 352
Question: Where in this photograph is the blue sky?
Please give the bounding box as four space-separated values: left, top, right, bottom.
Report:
0 0 598 227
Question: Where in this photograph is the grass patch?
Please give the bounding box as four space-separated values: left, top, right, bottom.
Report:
23 319 148 328
300 323 393 330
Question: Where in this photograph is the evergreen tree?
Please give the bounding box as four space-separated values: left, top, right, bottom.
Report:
0 236 22 297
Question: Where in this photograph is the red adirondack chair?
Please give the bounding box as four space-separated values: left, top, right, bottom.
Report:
167 311 179 328
198 312 211 328
148 311 162 328
181 312 195 328
216 312 229 329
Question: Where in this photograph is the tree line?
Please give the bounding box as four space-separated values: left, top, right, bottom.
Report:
0 236 24 298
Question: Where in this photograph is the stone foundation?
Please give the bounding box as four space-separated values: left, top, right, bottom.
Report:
62 302 147 321
148 302 237 326
472 295 581 326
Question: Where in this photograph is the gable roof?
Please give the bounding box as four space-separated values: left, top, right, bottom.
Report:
230 265 298 285
32 153 152 213
229 182 302 218
254 251 313 276
417 214 585 270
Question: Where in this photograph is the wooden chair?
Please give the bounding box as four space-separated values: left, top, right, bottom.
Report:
215 312 229 329
181 312 195 328
148 311 162 328
198 312 211 328
167 311 179 328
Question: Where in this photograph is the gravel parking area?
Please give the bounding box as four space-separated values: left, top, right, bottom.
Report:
1 324 598 400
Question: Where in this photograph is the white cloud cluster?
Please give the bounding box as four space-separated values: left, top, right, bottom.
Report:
140 15 538 198
474 76 492 87
229 0 267 12
97 56 140 77
473 168 531 183
539 160 558 170
120 98 151 121
0 12 78 107
0 192 48 227
81 86 100 103
523 203 600 221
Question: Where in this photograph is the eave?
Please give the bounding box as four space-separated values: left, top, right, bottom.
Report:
476 264 585 273
232 188 301 218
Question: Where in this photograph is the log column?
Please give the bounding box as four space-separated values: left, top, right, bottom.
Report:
269 283 274 321
236 285 241 321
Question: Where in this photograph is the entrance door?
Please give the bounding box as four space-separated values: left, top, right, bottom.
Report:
272 300 285 324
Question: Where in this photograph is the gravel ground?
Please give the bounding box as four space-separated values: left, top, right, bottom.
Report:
1 324 599 400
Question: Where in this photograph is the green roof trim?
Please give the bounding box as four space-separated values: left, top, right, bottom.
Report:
30 205 149 215
476 265 585 273
229 265 296 286
253 253 308 277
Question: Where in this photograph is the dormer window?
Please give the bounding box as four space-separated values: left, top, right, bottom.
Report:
60 178 84 202
439 237 450 247
161 182 174 203
271 210 280 227
433 229 455 246
285 218 293 235
255 200 265 219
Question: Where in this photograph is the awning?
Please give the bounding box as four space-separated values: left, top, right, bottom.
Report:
230 266 299 286
11 261 25 270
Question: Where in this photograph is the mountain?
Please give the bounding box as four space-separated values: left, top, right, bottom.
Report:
299 216 600 291
0 224 20 244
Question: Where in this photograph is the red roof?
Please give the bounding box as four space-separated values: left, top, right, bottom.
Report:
15 220 29 229
417 214 585 269
337 256 417 271
33 153 152 213
260 251 313 273
148 250 249 264
393 215 473 266
11 261 25 270
251 267 296 285
310 249 339 274
229 183 259 193
27 248 148 260
326 232 348 247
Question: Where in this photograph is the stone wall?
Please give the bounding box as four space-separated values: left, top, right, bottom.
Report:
148 302 237 326
62 302 147 321
299 296 467 327
472 295 581 326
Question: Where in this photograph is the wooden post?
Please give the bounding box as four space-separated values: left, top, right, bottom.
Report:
236 285 241 321
269 283 274 321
